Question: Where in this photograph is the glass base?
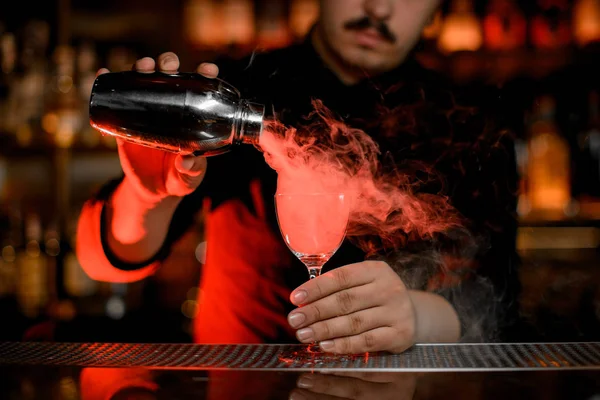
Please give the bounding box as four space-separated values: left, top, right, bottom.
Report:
278 343 367 366
307 342 321 353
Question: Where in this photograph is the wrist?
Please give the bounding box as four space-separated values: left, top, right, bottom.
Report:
109 178 181 246
118 176 182 212
407 290 422 344
407 289 461 343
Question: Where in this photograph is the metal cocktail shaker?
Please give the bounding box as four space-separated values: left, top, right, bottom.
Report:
88 71 264 156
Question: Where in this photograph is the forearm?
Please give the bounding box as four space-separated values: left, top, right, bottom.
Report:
106 177 181 264
76 194 161 283
408 289 461 343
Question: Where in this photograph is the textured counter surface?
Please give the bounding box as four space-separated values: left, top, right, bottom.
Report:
1 341 600 371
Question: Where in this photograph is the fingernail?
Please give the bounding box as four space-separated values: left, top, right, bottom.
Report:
293 290 307 304
288 313 306 328
289 391 307 400
297 328 314 342
319 340 335 351
163 58 178 71
297 375 314 389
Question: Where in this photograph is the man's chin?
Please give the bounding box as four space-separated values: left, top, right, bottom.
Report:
343 52 393 75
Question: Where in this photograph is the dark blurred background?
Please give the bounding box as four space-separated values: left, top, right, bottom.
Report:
2 0 600 344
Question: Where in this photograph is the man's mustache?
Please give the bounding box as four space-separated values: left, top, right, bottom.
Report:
344 16 396 43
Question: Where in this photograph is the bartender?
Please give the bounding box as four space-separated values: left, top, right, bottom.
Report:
76 0 521 354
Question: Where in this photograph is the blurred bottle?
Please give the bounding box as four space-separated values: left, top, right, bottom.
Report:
183 0 226 49
256 0 292 49
530 0 572 50
76 42 101 148
16 211 48 318
483 0 527 51
0 206 18 298
290 0 319 39
8 20 51 147
437 0 483 54
43 217 93 321
576 91 600 200
61 225 97 299
515 137 531 217
0 32 16 74
223 0 255 47
573 0 600 47
43 45 82 149
0 32 17 135
526 95 572 218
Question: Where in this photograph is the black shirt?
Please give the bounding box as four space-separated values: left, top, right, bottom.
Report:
95 38 521 343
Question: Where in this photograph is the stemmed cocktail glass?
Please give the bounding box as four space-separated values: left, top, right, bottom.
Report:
275 192 349 355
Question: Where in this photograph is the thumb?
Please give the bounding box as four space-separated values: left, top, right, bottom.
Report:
174 154 207 177
165 154 207 196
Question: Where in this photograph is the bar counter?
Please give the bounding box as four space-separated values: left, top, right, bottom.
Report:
2 342 600 399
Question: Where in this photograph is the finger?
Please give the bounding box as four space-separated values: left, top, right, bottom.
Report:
295 307 391 344
133 57 156 73
196 62 219 78
166 155 207 196
291 262 386 306
288 388 341 400
157 52 179 73
296 373 382 399
174 155 207 177
288 285 382 330
318 327 406 354
96 68 110 77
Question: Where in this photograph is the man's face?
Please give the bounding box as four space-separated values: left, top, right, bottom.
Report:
317 0 441 74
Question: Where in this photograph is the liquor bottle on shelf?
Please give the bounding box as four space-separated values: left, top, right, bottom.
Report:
256 0 292 49
43 216 95 321
437 0 483 54
43 44 82 149
573 0 600 47
515 136 531 217
0 32 17 136
60 223 97 299
290 0 319 39
15 211 48 319
0 206 18 298
483 0 527 51
530 0 572 50
76 42 101 148
9 20 51 148
183 0 225 49
223 0 255 47
525 95 573 219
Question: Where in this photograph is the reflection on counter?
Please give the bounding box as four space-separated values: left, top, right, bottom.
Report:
1 367 600 400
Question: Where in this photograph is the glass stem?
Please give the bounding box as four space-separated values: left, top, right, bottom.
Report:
308 268 321 280
300 256 327 280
